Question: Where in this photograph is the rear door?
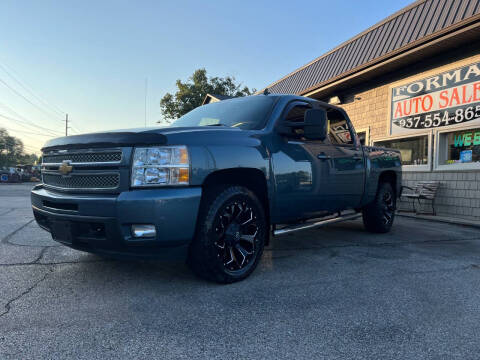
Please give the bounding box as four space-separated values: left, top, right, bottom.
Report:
321 108 365 210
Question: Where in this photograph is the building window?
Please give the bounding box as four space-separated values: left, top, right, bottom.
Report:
374 135 429 167
356 127 370 146
436 126 480 170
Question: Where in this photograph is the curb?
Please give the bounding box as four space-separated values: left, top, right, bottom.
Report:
397 212 480 229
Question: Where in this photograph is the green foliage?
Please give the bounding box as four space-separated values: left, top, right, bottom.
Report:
0 128 38 167
160 69 255 122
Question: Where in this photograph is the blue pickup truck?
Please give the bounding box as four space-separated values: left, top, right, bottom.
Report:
32 94 401 283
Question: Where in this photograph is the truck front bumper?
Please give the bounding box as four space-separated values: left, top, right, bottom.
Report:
31 185 202 260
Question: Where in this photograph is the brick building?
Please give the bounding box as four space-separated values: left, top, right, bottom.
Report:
262 0 480 221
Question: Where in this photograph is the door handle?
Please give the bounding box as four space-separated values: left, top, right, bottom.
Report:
352 155 363 160
317 154 331 160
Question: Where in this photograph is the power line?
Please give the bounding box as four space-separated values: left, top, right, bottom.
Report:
0 100 63 135
70 120 86 133
2 131 46 152
14 136 43 152
0 113 63 137
0 77 64 121
22 141 42 150
0 102 62 136
23 145 42 154
70 124 82 134
0 61 66 116
0 60 70 142
0 129 43 153
0 112 62 136
2 126 57 137
23 145 39 150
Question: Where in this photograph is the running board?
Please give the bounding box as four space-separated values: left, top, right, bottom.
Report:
273 212 362 236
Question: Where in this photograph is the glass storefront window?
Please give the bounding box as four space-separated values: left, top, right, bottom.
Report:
438 128 480 166
374 135 428 166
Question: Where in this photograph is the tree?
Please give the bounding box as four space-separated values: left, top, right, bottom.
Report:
159 69 255 122
0 128 37 167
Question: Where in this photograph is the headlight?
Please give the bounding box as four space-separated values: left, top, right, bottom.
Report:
131 146 189 187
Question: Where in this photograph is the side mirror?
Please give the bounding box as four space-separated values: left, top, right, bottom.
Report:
303 108 327 141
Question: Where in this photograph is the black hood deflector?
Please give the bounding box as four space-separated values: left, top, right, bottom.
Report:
42 132 167 151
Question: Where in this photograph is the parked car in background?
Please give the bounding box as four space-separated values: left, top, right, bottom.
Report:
0 167 21 183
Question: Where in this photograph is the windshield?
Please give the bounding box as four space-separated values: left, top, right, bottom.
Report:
170 96 276 130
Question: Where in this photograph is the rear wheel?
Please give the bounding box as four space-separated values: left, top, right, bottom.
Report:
362 182 396 233
187 186 266 283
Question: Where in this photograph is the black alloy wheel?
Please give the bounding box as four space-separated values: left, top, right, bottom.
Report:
188 186 266 283
382 190 395 225
213 200 259 273
362 182 396 233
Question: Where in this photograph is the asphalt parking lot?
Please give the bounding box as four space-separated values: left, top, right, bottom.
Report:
1 183 480 359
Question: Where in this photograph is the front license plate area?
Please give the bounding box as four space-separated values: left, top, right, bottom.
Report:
50 221 73 244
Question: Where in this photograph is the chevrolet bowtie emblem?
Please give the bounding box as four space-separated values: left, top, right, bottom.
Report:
59 160 73 176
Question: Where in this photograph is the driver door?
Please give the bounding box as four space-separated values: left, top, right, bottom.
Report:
271 101 331 223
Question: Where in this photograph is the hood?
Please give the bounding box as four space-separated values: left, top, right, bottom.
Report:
42 126 241 151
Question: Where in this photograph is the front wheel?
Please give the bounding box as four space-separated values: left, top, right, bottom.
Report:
362 182 396 233
187 186 267 283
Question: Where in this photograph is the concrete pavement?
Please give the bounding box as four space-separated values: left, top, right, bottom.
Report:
1 183 480 359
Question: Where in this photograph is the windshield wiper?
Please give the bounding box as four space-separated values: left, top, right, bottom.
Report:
205 123 228 127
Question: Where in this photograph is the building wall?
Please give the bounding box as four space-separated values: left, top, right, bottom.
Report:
339 85 390 141
329 46 480 221
399 171 480 220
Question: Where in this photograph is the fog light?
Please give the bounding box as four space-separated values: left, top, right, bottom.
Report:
131 224 156 238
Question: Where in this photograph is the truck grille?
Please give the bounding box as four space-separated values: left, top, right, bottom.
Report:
41 148 127 192
42 151 122 164
42 173 120 190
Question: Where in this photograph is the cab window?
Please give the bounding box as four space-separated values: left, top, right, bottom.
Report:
327 109 354 145
285 104 310 123
282 104 311 138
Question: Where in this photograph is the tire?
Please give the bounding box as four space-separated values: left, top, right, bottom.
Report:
362 182 396 233
187 186 267 283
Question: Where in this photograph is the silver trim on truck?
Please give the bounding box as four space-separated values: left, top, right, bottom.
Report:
41 148 125 192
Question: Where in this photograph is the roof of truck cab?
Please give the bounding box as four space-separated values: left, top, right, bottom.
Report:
258 94 344 111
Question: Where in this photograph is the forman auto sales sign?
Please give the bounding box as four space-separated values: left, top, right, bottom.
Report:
391 61 480 135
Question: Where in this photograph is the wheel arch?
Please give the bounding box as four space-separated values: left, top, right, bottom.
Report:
201 168 270 242
378 170 397 195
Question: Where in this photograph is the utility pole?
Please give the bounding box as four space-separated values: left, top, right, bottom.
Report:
64 113 69 136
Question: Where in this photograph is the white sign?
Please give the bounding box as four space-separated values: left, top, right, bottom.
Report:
391 62 480 134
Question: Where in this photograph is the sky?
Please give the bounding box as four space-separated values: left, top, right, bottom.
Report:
0 0 412 154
